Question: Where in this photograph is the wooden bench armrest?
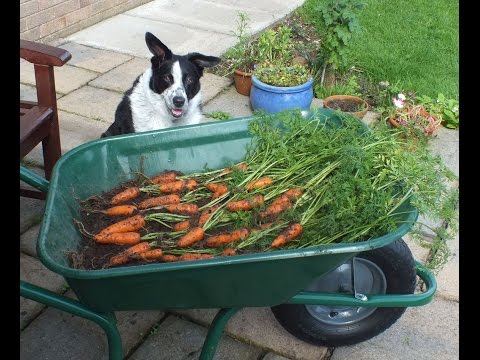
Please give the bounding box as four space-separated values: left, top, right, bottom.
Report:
20 39 72 67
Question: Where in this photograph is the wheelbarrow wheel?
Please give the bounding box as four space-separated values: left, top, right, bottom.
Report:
271 238 416 347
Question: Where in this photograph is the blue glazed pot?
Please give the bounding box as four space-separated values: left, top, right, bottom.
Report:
250 75 314 113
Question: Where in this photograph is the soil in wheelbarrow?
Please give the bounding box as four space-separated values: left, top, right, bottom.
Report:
69 170 278 270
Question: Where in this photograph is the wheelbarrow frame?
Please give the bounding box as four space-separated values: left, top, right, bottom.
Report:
20 109 437 359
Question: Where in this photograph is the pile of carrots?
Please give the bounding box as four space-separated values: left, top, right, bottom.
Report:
76 163 306 269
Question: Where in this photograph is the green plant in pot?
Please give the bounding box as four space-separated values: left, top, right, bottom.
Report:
250 26 314 113
224 12 257 96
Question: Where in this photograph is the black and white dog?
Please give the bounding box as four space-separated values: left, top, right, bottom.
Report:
101 32 221 137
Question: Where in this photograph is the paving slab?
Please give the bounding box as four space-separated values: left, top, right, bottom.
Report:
125 0 304 36
201 73 233 104
203 86 253 118
173 307 329 360
20 290 165 360
59 42 133 73
20 253 67 330
20 60 98 95
361 111 381 127
402 233 431 264
58 86 123 123
20 83 38 102
67 14 237 58
129 315 263 360
263 353 294 360
435 232 459 301
20 195 45 234
330 296 459 360
24 111 108 166
20 223 41 258
429 126 459 177
89 56 150 93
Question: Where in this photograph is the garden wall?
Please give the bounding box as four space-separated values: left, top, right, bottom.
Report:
20 0 152 43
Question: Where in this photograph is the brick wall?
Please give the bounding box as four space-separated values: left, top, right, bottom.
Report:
20 0 152 44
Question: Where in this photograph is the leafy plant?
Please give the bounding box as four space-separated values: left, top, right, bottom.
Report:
314 73 362 98
223 12 257 73
316 0 365 83
255 25 294 65
255 64 310 87
205 111 232 121
416 93 459 129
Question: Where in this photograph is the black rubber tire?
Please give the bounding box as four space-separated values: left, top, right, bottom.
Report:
271 238 416 347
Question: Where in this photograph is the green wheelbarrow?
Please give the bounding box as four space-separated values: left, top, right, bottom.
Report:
20 108 436 359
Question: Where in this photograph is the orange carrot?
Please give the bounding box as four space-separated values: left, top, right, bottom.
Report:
99 205 137 216
132 248 164 261
205 183 228 195
222 248 237 256
198 205 220 227
149 171 177 184
219 162 248 176
184 179 198 191
178 253 214 261
206 228 249 247
245 177 273 191
284 188 303 201
162 254 179 262
109 254 130 266
176 227 205 247
172 219 191 231
94 232 142 245
108 241 151 266
137 194 181 209
271 223 303 247
96 215 145 237
111 187 140 204
258 195 292 218
124 241 151 255
164 203 198 215
158 181 185 193
226 194 264 212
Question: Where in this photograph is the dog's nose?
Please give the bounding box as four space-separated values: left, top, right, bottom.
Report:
173 96 185 108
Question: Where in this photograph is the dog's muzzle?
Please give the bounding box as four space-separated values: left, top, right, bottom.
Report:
171 96 185 118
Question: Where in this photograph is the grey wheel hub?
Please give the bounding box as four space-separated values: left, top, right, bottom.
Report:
305 257 387 325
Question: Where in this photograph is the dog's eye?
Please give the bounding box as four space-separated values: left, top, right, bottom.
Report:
163 75 172 84
185 76 193 85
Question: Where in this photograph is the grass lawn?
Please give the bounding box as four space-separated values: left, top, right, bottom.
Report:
298 0 459 100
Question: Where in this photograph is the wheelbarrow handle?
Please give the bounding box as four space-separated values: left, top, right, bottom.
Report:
287 260 437 307
20 165 49 193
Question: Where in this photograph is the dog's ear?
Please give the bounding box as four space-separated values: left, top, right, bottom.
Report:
145 32 172 61
188 53 221 70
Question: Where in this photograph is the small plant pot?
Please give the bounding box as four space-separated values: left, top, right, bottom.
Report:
233 69 252 96
250 75 314 113
323 95 369 120
387 106 441 135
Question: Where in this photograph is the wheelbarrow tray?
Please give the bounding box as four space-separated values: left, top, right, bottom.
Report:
37 109 418 312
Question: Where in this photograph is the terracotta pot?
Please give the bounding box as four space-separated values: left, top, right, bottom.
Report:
323 95 369 120
388 105 441 135
233 69 252 96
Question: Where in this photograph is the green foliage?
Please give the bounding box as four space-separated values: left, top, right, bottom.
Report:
416 93 459 129
244 110 458 270
205 111 233 121
255 25 294 65
316 0 365 71
255 64 310 87
224 12 257 73
315 73 362 98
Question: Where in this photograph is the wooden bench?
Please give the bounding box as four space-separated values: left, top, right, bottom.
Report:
20 40 71 199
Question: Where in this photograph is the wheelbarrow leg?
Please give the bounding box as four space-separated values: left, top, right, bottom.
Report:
20 281 123 360
199 307 241 360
